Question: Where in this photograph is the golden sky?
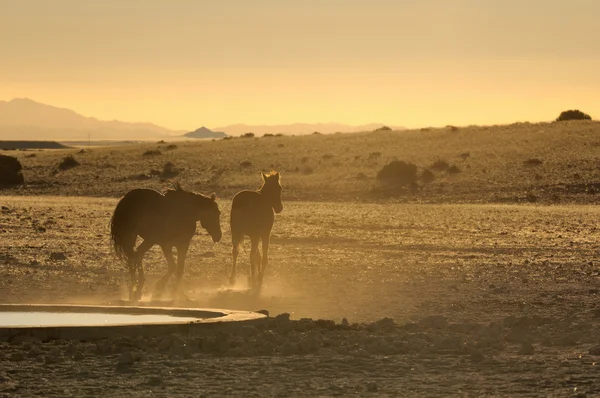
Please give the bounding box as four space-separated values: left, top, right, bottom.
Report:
1 0 599 130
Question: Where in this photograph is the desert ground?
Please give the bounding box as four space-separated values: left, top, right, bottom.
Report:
2 121 600 396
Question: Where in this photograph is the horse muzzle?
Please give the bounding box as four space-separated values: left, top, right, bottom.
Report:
274 204 283 214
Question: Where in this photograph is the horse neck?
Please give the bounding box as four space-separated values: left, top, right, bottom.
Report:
258 188 276 207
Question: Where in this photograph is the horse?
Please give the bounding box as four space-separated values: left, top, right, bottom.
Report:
229 171 283 288
110 183 222 301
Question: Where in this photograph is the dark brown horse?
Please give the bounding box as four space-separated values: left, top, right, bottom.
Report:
230 172 283 288
110 183 222 301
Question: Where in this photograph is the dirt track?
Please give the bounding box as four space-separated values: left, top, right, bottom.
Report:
1 196 600 396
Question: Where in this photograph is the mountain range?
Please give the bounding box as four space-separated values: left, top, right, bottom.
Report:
0 98 183 141
0 98 403 141
214 122 404 136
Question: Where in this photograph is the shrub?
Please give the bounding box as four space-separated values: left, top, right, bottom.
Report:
430 159 450 172
556 109 592 121
524 158 543 167
143 149 161 156
165 144 178 150
241 132 255 138
447 165 461 175
368 152 381 160
240 160 252 168
57 155 80 171
373 126 392 132
263 133 275 138
0 154 24 186
420 169 435 184
161 162 179 178
376 160 418 186
222 136 233 140
322 154 334 160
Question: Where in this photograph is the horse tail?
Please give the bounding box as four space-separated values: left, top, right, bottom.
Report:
110 194 136 263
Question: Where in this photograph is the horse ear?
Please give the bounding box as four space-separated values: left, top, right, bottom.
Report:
210 193 217 200
261 172 268 181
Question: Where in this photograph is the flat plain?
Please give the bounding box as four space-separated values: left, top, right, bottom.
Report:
1 122 600 396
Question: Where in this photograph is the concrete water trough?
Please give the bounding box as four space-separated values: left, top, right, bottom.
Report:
0 304 267 342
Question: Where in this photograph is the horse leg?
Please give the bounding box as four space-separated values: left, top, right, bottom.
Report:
127 259 136 301
153 245 176 300
133 240 153 301
258 233 270 286
249 236 261 288
230 234 242 285
172 242 190 299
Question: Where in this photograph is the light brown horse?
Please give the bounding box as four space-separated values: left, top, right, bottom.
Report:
110 183 222 301
230 172 283 288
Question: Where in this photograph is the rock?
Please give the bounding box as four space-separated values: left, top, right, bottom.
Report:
146 376 163 386
366 381 378 392
518 342 535 355
588 345 600 355
10 352 24 361
49 252 67 261
117 351 135 365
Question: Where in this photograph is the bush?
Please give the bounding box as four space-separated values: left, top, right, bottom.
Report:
556 109 592 121
263 133 275 138
57 155 80 171
161 162 179 178
420 169 435 184
447 165 461 175
0 154 24 187
241 132 255 138
524 158 543 167
165 144 178 150
240 160 252 168
143 149 161 156
373 126 392 132
430 159 450 172
376 161 418 186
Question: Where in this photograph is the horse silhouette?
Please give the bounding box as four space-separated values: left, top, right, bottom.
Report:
110 183 222 301
230 172 283 288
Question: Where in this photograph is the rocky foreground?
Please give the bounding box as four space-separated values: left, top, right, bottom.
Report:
2 313 600 397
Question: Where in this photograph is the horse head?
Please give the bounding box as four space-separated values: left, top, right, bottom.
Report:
165 183 222 242
198 192 222 243
261 172 283 214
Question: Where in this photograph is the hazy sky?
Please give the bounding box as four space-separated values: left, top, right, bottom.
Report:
1 0 599 130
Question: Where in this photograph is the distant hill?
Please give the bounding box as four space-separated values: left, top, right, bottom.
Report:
184 126 227 139
0 98 184 141
213 123 405 136
0 140 69 149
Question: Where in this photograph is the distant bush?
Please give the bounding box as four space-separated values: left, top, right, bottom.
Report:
459 152 470 161
222 136 233 140
275 133 284 137
165 144 178 150
368 152 381 160
240 160 252 168
446 125 459 132
430 159 450 172
241 132 255 138
376 160 418 186
313 131 322 135
373 126 392 132
143 149 161 156
420 169 435 184
447 165 461 175
263 133 275 138
556 109 592 122
322 154 334 160
57 155 80 171
0 154 24 187
524 158 543 167
161 162 179 179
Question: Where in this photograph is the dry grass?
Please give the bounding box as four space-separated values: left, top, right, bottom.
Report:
1 120 599 203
